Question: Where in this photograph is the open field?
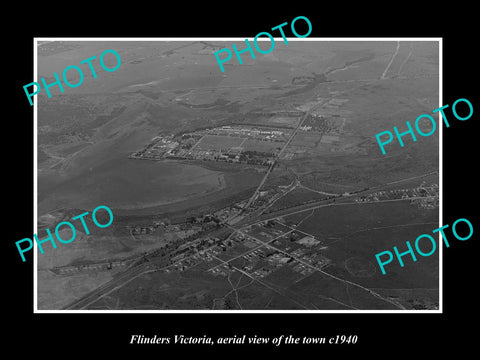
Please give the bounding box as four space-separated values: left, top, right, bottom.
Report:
285 201 439 292
37 40 439 310
195 135 245 151
87 268 305 310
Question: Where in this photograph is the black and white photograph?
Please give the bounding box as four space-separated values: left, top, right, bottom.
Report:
35 39 440 312
5 6 478 356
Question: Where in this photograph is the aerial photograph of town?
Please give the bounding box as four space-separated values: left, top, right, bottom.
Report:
36 39 439 311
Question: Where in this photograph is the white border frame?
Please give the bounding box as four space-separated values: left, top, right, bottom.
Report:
33 37 443 314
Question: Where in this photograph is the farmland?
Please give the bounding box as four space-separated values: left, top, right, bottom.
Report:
37 40 440 310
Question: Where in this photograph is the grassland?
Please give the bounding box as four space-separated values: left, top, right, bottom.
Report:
285 201 439 292
195 135 245 150
37 40 439 310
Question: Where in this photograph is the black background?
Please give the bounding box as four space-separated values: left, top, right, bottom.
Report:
5 4 478 356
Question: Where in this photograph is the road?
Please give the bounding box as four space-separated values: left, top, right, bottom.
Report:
63 228 230 310
256 229 402 309
242 97 331 212
381 41 400 79
219 222 405 310
245 195 437 229
64 262 153 310
63 170 436 310
242 160 277 211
